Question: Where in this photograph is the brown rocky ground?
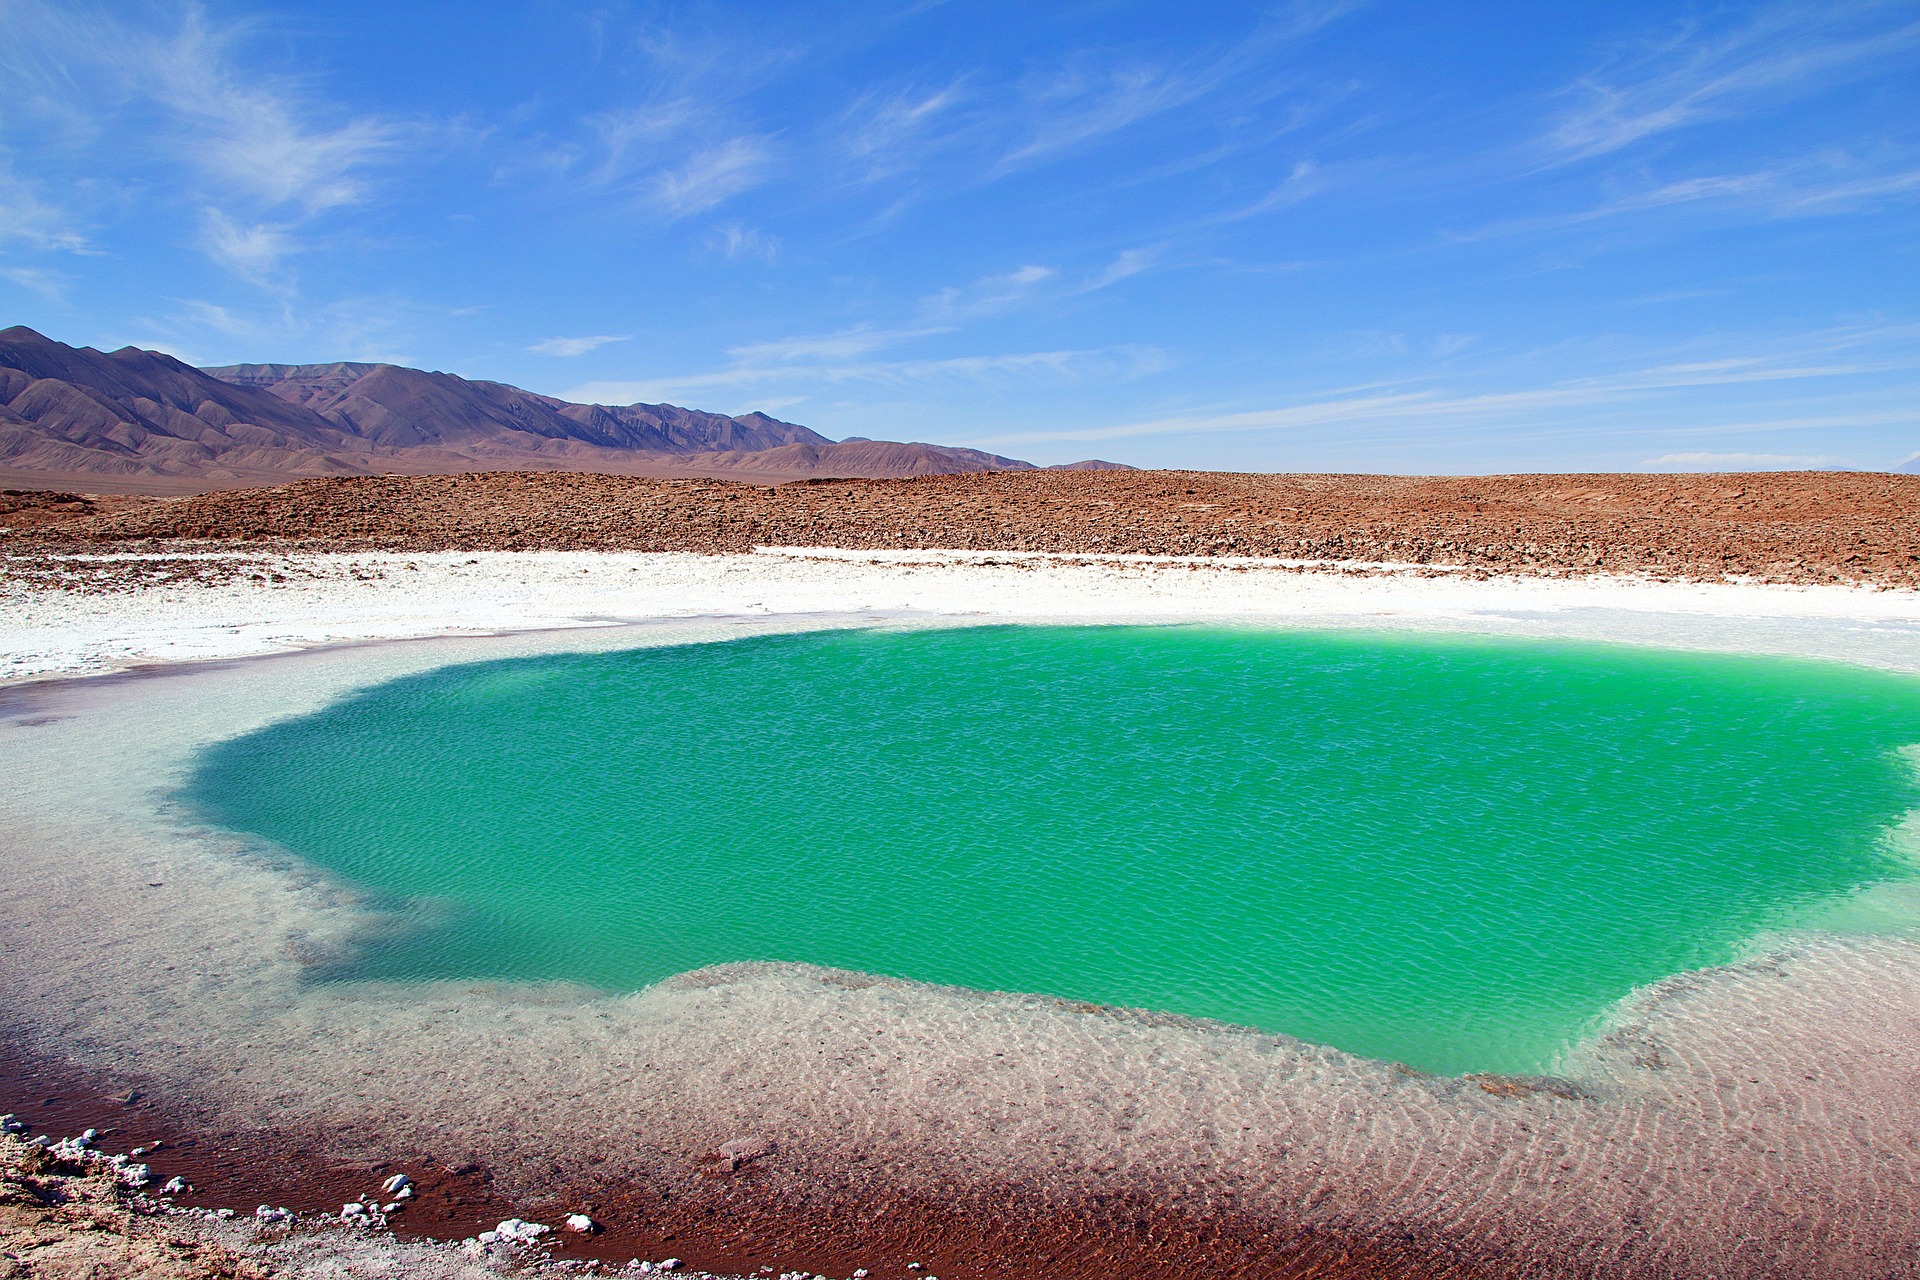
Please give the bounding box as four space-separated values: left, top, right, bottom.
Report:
7 469 1917 587
0 1136 263 1279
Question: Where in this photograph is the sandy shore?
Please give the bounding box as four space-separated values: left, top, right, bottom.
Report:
7 547 1920 1278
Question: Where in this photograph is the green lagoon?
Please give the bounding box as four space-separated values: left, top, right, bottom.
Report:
184 626 1920 1074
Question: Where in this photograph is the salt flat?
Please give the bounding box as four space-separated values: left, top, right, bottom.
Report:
9 546 1920 684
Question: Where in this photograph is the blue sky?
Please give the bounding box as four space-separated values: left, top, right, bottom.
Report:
1 0 1916 471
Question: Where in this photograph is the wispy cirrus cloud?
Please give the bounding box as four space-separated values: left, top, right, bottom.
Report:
651 136 774 217
0 0 414 288
1547 2 1920 161
564 343 1169 408
197 209 298 289
550 22 805 220
707 221 780 262
983 325 1920 448
922 263 1056 321
1639 450 1846 470
1465 152 1920 240
528 334 631 357
0 265 71 304
1087 247 1158 289
990 6 1346 177
0 164 89 254
838 81 970 182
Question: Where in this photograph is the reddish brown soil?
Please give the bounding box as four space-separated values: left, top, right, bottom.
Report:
2 1044 1470 1279
9 469 1918 587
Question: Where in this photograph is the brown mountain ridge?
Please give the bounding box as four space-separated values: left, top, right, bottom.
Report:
0 326 1127 490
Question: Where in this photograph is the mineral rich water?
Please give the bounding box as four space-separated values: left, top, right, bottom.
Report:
184 626 1920 1074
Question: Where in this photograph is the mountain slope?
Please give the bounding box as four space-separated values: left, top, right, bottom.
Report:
208 361 830 454
0 326 364 480
0 327 1110 486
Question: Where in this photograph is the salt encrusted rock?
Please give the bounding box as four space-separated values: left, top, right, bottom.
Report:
565 1212 599 1233
119 1161 151 1187
381 1172 412 1192
161 1176 190 1194
485 1217 550 1244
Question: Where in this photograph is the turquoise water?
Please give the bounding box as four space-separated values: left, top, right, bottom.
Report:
184 626 1920 1074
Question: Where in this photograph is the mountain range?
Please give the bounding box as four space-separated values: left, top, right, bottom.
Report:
0 326 1123 491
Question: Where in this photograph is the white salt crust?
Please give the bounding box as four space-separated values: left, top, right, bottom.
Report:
6 552 1920 1277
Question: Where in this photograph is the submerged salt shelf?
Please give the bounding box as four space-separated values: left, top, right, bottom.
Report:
8 586 1920 1277
185 625 1920 1075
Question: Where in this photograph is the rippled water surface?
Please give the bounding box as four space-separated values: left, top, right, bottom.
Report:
185 626 1920 1073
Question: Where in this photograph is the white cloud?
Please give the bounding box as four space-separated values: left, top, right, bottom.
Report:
921 264 1057 321
1548 3 1920 160
1219 159 1328 221
0 1 410 286
0 265 70 304
997 54 1244 174
982 328 1920 446
145 20 403 213
651 136 772 216
726 327 930 363
1638 451 1846 470
840 82 968 180
708 221 780 262
198 209 296 289
528 334 631 357
587 101 707 182
0 165 89 253
1468 155 1920 240
562 344 1167 406
1086 246 1159 290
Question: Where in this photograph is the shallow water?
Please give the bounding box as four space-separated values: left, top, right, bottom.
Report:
183 625 1920 1074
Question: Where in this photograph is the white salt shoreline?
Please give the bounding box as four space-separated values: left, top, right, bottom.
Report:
9 545 1920 684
